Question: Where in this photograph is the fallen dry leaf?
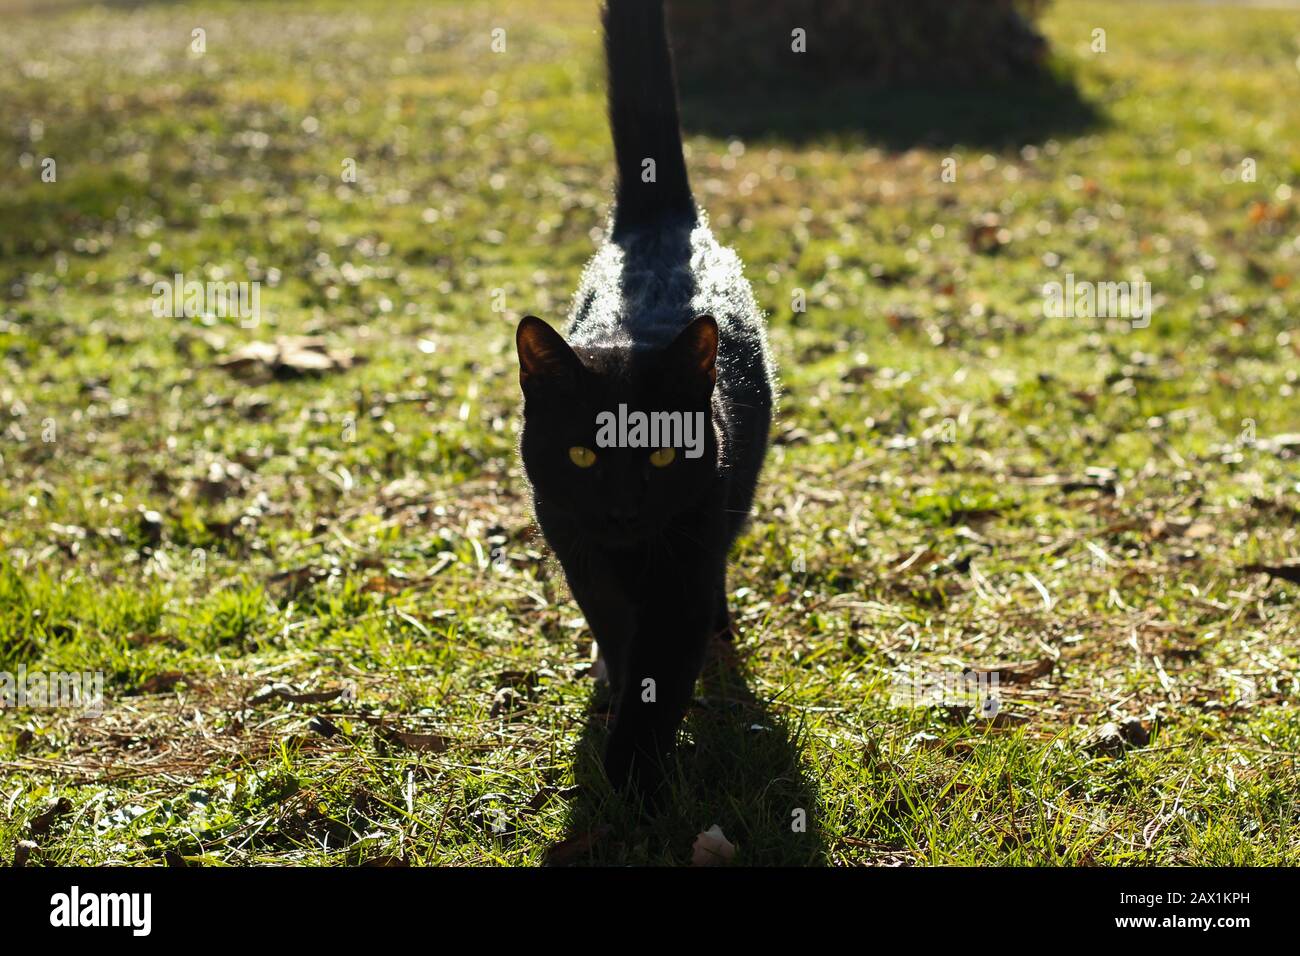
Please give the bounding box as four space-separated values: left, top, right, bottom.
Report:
1089 722 1126 756
137 671 186 695
691 824 736 866
543 825 612 866
249 683 349 705
308 716 342 738
13 840 38 867
217 336 363 380
384 730 449 753
969 658 1053 684
1088 718 1151 755
29 797 72 837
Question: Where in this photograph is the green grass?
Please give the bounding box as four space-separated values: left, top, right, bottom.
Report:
1 0 1298 866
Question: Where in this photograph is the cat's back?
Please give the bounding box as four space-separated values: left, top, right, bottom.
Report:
566 215 767 364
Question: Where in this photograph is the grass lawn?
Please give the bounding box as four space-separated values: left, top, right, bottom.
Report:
1 0 1298 866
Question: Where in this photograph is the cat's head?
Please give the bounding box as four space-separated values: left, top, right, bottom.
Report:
515 315 718 545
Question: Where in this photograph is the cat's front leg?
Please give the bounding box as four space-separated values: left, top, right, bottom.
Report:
565 571 634 702
603 583 713 797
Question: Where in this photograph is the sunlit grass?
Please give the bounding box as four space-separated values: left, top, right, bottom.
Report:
0 0 1297 865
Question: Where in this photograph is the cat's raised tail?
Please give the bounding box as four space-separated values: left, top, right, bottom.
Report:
602 0 694 239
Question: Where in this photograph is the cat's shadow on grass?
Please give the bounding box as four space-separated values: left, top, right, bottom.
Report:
678 71 1104 151
546 639 827 866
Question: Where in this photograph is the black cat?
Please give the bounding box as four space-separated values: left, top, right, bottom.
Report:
515 0 775 796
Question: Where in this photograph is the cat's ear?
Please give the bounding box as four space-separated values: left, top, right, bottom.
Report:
516 316 579 390
666 315 718 391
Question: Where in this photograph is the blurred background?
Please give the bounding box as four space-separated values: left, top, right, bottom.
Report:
0 0 1297 866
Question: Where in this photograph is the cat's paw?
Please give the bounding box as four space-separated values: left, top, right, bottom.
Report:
603 743 668 811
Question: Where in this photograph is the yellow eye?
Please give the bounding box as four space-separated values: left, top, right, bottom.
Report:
649 447 676 468
568 446 596 468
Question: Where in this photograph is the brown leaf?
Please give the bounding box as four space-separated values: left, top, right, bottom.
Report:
494 669 540 691
1088 719 1151 754
197 459 247 502
361 575 404 594
543 825 612 866
1088 722 1126 756
127 632 175 647
1119 717 1151 747
309 716 342 738
490 686 524 718
385 731 449 753
29 797 72 837
13 840 38 867
893 548 941 573
267 565 325 595
217 336 363 380
249 683 349 705
773 425 810 447
137 671 186 694
277 688 349 704
971 658 1053 684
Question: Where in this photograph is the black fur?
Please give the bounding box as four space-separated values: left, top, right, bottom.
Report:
516 0 775 797
602 0 693 238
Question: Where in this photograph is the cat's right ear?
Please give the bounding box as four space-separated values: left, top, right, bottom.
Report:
516 316 579 391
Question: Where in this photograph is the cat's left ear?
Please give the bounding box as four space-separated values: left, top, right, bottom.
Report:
666 315 718 391
517 315 580 391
